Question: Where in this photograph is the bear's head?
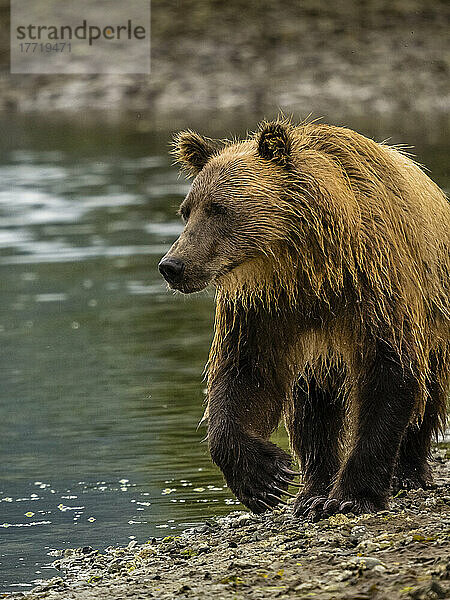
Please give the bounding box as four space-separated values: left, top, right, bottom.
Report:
158 121 299 294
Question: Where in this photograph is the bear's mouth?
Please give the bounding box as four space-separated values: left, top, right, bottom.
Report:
171 280 210 294
170 268 232 294
167 268 215 294
161 259 245 294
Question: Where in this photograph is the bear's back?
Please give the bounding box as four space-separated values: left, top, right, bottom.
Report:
288 123 449 321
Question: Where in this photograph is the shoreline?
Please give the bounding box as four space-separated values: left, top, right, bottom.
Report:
4 447 449 600
0 1 449 120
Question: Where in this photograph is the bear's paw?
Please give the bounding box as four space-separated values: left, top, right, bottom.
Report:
222 439 300 514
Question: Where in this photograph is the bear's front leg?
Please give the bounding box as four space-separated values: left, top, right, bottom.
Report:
304 340 418 520
206 301 297 513
208 411 297 514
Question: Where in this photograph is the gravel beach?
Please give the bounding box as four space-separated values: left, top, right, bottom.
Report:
3 445 449 600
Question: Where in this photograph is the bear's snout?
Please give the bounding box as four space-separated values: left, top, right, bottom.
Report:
158 256 185 285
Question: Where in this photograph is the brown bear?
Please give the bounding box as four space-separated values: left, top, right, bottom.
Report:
159 118 450 518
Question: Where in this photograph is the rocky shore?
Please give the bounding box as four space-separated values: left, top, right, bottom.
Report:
3 446 449 600
0 1 449 120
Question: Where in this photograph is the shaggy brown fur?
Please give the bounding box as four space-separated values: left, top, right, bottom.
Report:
160 118 449 517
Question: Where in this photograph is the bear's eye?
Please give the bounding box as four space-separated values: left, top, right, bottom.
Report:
179 206 191 223
208 202 227 217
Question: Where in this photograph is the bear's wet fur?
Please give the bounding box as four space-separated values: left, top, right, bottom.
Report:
160 118 450 518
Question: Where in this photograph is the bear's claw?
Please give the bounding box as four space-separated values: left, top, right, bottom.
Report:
293 493 326 516
246 473 299 514
267 492 287 505
297 494 382 520
273 485 296 498
282 468 301 476
254 498 273 511
279 477 301 487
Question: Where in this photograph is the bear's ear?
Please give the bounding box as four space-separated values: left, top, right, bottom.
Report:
172 130 219 176
257 121 291 167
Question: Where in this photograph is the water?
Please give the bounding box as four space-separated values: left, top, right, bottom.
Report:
0 113 448 592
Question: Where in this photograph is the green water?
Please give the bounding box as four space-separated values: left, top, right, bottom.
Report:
0 113 448 591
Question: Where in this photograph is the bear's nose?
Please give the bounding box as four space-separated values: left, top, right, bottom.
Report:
158 257 185 284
